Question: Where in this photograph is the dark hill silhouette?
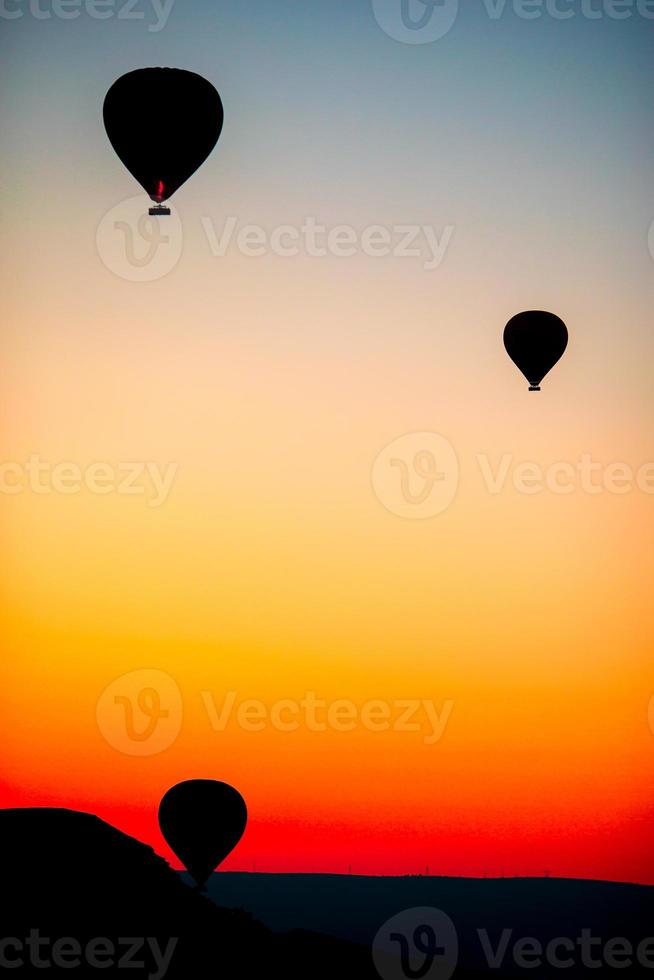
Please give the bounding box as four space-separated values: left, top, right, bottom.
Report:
3 807 653 977
0 808 374 978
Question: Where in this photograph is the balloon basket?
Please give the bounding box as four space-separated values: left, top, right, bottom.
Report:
149 205 171 216
528 385 541 392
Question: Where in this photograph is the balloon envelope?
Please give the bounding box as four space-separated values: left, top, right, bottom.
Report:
503 311 568 391
158 780 247 888
103 68 223 204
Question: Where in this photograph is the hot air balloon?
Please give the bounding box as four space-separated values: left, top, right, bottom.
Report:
103 68 224 215
503 311 568 391
158 780 247 890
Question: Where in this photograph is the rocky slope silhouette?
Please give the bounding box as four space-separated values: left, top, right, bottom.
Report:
0 808 374 978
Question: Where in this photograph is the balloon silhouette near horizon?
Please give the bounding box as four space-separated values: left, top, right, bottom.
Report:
103 68 224 216
503 311 569 391
158 780 247 890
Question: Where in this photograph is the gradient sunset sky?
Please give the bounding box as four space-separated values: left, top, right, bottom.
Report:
2 1 654 883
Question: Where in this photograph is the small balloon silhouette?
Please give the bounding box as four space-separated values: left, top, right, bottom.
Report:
158 779 247 889
503 311 568 391
103 68 224 215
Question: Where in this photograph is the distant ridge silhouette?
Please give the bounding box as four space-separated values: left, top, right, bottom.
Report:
206 869 654 955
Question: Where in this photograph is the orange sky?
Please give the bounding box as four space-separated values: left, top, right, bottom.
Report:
2 7 654 883
1 307 653 881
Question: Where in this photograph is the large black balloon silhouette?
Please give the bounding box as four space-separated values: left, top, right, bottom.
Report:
158 780 247 890
103 68 223 214
503 311 568 391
